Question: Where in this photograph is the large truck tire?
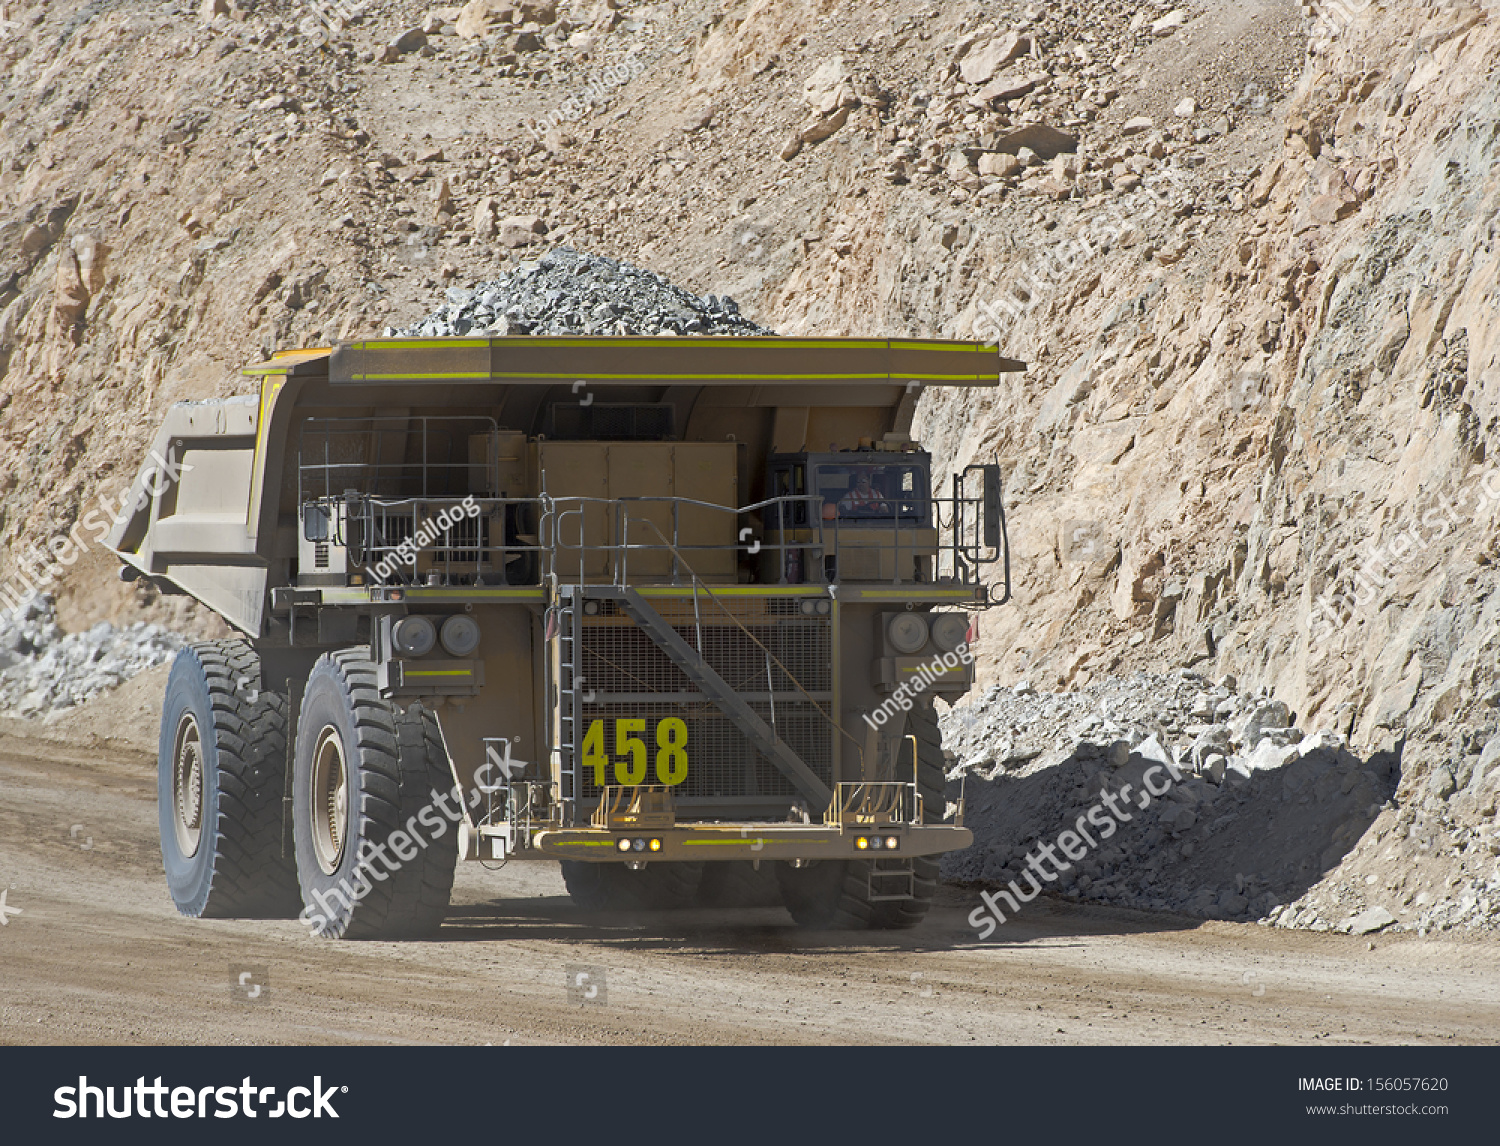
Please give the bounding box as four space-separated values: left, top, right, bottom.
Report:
561 860 704 910
776 859 877 929
559 860 613 910
158 641 302 919
292 650 458 939
778 700 946 930
695 860 783 908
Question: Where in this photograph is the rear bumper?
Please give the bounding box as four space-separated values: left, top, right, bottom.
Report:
530 822 972 862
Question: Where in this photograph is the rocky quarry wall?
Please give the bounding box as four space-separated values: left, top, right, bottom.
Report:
0 0 1497 934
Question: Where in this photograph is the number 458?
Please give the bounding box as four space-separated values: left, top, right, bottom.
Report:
583 717 688 786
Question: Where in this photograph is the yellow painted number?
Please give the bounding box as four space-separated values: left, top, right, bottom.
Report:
583 719 608 787
582 717 689 787
655 718 688 785
614 718 648 784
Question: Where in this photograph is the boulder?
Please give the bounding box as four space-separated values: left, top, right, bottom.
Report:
959 32 1031 85
803 57 855 116
799 106 849 144
1471 735 1500 790
1152 9 1188 35
472 197 499 240
498 215 547 247
456 0 516 38
1344 905 1397 935
382 28 428 61
1426 766 1456 799
975 71 1046 104
1133 734 1172 769
52 248 89 331
990 124 1077 160
978 151 1022 178
1190 726 1232 769
1234 700 1290 749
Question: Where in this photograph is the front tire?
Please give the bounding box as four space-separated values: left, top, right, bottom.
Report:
292 650 458 939
158 641 301 919
561 861 704 910
695 861 782 908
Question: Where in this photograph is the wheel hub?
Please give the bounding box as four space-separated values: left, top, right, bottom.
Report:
310 725 349 875
172 712 205 858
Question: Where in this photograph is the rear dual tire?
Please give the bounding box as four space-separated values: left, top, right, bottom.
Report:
158 643 458 938
158 641 301 919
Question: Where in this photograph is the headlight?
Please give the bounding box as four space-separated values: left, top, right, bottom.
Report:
930 613 968 653
440 614 481 657
887 612 929 655
392 616 436 657
616 838 632 853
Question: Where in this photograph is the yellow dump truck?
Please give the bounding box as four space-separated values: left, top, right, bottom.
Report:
108 337 1023 937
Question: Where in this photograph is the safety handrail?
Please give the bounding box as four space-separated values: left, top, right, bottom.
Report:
304 488 998 593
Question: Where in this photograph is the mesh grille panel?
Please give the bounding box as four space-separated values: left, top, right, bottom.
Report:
579 617 831 696
576 604 833 803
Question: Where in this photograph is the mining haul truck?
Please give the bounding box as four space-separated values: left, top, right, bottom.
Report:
108 336 1023 937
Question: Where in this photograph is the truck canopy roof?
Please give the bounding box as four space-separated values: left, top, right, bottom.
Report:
242 337 1027 387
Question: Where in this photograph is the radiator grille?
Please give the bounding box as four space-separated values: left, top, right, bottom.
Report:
576 603 833 803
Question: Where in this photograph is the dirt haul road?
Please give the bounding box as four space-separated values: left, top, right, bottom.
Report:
1 736 1497 1047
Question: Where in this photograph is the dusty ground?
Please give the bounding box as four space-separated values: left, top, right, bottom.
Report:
1 729 1496 1046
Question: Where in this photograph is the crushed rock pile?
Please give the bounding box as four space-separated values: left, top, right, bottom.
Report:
387 247 775 338
0 593 182 719
935 671 1500 933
